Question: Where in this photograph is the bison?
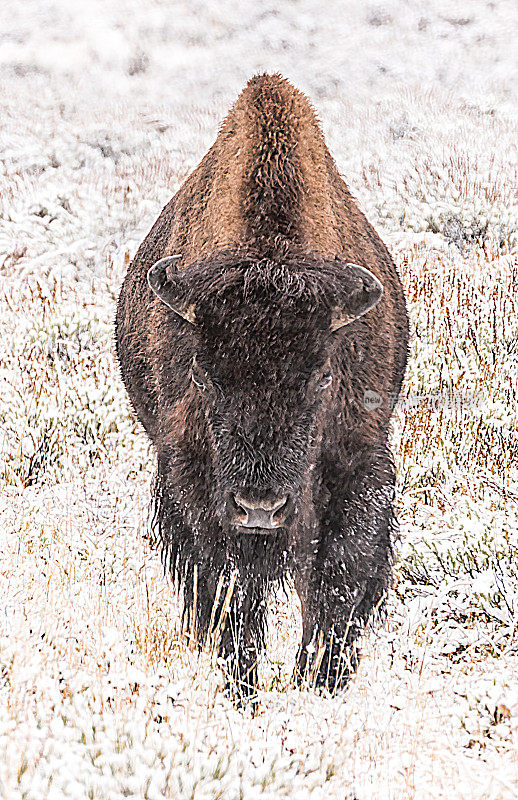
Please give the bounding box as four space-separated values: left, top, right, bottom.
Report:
116 74 409 699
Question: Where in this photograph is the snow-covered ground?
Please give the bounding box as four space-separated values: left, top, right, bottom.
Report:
1 1 517 797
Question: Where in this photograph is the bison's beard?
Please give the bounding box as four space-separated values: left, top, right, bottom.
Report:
149 464 293 631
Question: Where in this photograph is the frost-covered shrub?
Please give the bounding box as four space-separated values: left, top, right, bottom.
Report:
388 241 518 651
0 299 149 486
395 503 518 655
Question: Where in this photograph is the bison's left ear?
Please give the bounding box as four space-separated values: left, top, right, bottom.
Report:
147 255 196 324
330 263 383 332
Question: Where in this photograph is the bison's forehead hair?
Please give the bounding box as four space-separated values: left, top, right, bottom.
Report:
175 249 356 313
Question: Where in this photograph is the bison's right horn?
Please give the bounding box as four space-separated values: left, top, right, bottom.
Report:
147 255 196 324
330 263 383 331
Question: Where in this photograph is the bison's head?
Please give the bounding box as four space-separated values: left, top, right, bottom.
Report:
148 251 382 535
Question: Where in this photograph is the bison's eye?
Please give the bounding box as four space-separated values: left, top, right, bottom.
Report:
191 369 206 391
191 358 208 391
319 374 332 390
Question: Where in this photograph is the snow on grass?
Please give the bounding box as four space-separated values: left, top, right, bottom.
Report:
1 0 517 797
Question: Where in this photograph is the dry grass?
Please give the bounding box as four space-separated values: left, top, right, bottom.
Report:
1 228 517 798
395 243 518 506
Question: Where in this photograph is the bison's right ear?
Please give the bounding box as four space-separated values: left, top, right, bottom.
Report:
147 255 196 324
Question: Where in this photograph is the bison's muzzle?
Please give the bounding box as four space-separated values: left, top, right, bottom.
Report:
229 492 291 532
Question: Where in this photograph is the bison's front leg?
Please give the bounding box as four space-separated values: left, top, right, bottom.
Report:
185 562 269 703
294 448 395 692
219 576 269 703
155 462 270 703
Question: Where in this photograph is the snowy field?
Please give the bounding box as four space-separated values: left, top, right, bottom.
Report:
1 0 517 797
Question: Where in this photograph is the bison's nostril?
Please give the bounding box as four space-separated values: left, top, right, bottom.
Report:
272 496 288 520
232 494 289 530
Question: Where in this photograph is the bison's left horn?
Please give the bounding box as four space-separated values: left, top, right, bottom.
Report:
147 255 196 324
330 263 383 332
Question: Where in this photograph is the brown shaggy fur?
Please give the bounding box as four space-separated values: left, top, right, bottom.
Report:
116 74 409 700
